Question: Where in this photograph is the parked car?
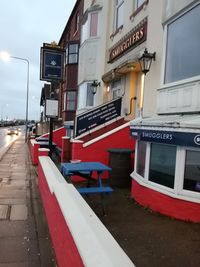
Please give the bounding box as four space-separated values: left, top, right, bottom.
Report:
7 127 18 135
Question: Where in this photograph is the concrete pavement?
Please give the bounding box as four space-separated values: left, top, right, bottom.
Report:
0 136 56 267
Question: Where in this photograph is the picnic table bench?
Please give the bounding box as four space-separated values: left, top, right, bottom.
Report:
61 161 113 214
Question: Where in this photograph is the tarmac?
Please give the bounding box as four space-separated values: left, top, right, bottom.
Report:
1 135 200 267
0 135 56 267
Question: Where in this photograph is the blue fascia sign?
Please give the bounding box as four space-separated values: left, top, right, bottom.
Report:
40 44 65 82
130 127 200 148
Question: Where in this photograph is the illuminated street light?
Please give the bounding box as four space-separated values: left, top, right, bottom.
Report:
0 51 30 142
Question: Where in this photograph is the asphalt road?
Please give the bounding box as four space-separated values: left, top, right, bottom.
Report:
0 126 24 148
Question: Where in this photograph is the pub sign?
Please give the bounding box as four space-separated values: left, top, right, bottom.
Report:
40 43 65 82
130 127 200 148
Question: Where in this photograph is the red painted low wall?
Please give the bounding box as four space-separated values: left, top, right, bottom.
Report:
131 178 200 222
38 163 84 267
72 126 135 166
29 140 40 165
41 127 66 148
70 126 135 181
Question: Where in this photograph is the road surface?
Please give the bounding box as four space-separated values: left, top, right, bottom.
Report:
0 127 24 149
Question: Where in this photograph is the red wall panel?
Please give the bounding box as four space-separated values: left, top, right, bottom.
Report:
131 178 200 222
38 163 84 267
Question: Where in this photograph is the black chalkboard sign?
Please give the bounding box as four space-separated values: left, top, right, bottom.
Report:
75 97 122 137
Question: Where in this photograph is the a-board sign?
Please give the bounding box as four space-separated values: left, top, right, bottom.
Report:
75 97 122 137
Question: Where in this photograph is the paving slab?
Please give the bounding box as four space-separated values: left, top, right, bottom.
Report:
10 205 28 220
0 205 9 219
0 221 36 238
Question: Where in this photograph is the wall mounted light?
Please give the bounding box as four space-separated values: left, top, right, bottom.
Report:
106 85 110 93
138 48 156 75
90 80 101 95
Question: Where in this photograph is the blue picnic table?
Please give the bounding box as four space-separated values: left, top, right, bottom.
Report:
61 161 113 214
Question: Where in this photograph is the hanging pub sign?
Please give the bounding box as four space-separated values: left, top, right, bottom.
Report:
40 43 65 82
74 97 122 137
130 127 200 148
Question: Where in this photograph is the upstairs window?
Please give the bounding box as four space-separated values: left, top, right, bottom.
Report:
164 4 200 84
115 0 124 30
66 91 76 111
86 83 94 106
90 12 98 37
66 43 79 64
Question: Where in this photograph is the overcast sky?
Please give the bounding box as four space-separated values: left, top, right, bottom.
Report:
0 0 76 121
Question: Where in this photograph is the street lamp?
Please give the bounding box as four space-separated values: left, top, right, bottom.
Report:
0 51 30 142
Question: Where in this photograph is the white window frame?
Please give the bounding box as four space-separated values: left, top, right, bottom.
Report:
115 0 124 30
161 2 200 89
132 140 200 204
178 147 200 200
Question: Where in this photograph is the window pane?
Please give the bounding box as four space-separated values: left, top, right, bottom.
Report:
68 54 78 64
116 2 124 29
136 141 147 177
69 44 78 53
149 143 176 188
90 12 98 37
183 150 200 193
165 4 200 83
67 102 76 110
66 91 76 111
67 91 76 100
86 83 94 106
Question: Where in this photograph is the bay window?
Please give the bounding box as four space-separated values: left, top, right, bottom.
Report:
149 143 176 189
183 150 200 193
136 141 147 178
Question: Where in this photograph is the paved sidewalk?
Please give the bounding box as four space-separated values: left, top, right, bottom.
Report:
0 136 56 267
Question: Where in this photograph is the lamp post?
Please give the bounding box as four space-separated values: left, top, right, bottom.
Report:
0 52 30 142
